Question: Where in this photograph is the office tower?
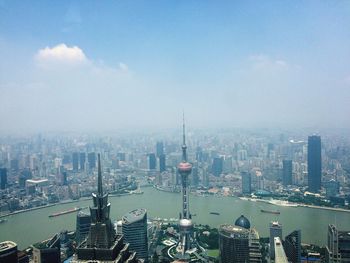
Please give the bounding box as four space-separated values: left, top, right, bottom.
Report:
274 237 289 263
241 171 251 195
72 152 79 171
148 153 156 170
219 224 250 263
73 154 142 262
156 141 164 157
87 152 96 169
284 230 301 263
0 168 7 189
122 209 148 262
32 234 61 263
326 224 350 262
192 166 199 187
159 154 166 173
79 152 86 171
308 135 321 192
10 159 19 172
282 160 293 186
270 221 283 260
0 241 18 263
325 180 340 198
212 157 223 177
117 152 126 162
177 116 194 257
75 211 91 245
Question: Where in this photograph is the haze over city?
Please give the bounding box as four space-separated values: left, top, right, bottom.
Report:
1 1 350 133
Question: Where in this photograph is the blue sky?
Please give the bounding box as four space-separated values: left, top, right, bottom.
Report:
0 1 349 132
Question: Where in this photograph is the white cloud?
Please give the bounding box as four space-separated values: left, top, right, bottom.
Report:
35 43 87 64
249 54 289 70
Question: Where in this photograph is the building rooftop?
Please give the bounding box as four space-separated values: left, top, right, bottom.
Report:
0 241 17 252
219 224 250 238
122 208 147 224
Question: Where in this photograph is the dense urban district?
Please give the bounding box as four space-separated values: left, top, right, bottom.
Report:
0 127 350 263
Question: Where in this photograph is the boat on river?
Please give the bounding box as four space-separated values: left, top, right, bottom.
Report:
49 207 82 218
261 209 280 214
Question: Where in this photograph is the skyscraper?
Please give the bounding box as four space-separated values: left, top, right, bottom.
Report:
282 160 293 186
0 168 7 190
72 154 142 262
156 141 164 157
270 221 283 260
212 157 223 177
79 152 86 171
122 209 148 262
284 230 301 263
241 171 251 195
32 234 61 263
308 135 321 192
219 224 250 263
326 224 350 262
274 237 289 263
159 154 166 173
72 152 79 171
148 153 156 170
75 211 91 245
87 152 96 169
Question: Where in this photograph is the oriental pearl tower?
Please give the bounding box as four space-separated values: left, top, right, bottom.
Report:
176 114 194 257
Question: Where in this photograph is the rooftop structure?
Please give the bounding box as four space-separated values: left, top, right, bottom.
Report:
235 215 251 230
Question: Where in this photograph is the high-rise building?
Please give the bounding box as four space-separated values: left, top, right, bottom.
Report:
192 165 199 187
122 209 148 262
148 153 156 170
284 230 301 263
324 180 340 198
156 141 164 157
219 224 250 263
75 211 91 245
0 168 7 190
270 221 283 260
87 152 96 169
308 135 321 192
241 171 251 195
212 157 223 177
32 234 60 263
282 160 293 186
326 224 350 263
79 152 86 171
72 152 79 171
0 241 18 263
274 237 289 263
72 154 142 263
159 154 166 173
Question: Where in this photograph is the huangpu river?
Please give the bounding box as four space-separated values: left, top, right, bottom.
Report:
1 187 350 249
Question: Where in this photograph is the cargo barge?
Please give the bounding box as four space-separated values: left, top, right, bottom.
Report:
49 207 82 218
261 209 280 214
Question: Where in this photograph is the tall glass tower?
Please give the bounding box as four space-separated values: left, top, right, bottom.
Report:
308 135 321 192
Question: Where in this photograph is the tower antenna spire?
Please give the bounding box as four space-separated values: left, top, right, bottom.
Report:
182 112 187 162
97 153 103 196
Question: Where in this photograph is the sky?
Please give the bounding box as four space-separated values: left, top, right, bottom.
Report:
0 0 349 133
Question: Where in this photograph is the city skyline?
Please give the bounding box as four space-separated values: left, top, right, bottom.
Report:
1 1 350 132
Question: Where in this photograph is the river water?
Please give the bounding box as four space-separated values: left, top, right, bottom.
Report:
0 187 349 249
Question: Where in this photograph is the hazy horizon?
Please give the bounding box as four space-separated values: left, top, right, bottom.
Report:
1 1 350 132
